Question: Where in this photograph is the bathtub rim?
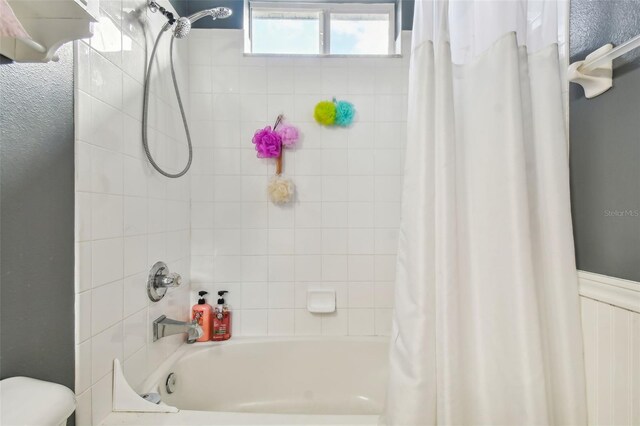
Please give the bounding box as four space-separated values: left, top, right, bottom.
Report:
140 335 390 397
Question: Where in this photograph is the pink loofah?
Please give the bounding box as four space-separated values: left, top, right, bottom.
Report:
252 126 282 158
277 123 299 146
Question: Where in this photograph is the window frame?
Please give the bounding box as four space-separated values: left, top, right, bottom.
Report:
245 1 398 57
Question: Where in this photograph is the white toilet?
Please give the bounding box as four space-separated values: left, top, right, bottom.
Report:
0 376 76 426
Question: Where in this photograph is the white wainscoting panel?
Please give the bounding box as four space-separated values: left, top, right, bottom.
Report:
579 271 640 426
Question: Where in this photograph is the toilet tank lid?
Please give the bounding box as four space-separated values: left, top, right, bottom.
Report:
1 376 76 425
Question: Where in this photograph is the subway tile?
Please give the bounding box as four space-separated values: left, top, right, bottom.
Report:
268 94 296 120
295 310 322 335
123 272 148 317
268 283 295 309
322 228 348 254
190 65 213 93
123 235 147 277
374 255 397 282
294 150 323 176
374 282 395 308
268 229 295 255
321 310 348 336
242 282 269 309
348 309 375 336
188 38 213 65
212 229 242 255
76 291 92 343
294 255 322 281
348 202 374 229
91 193 123 239
212 255 242 282
321 150 348 175
322 203 349 228
123 309 147 358
241 230 268 255
268 309 295 336
123 156 147 197
348 229 375 254
267 67 295 94
241 309 268 336
374 308 393 336
268 255 295 281
322 176 349 202
214 202 243 228
348 282 375 308
347 149 375 175
123 196 147 236
268 203 294 228
348 255 375 282
322 255 348 282
348 176 375 202
374 176 403 202
91 372 114 425
123 346 148 392
295 229 322 255
75 388 92 425
91 280 124 335
76 142 93 192
242 256 269 282
76 242 92 293
90 48 123 109
295 202 322 228
374 228 399 255
91 322 123 383
92 238 124 288
236 67 267 94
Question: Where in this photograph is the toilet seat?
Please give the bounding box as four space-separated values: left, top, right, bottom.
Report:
0 376 76 426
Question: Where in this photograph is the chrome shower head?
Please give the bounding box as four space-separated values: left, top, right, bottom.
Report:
210 7 232 19
186 6 233 24
173 16 191 38
150 1 232 39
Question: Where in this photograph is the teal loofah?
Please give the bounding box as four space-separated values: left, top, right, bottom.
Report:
334 100 355 127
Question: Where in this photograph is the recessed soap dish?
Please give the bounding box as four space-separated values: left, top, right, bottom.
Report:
307 289 336 313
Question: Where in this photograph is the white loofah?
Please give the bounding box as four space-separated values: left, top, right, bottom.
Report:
268 176 295 204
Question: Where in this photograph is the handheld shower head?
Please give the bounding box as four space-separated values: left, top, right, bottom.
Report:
173 16 191 38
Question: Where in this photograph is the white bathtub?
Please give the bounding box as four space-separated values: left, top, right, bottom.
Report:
103 337 389 425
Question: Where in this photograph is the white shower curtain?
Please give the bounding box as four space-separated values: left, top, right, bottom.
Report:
383 1 588 425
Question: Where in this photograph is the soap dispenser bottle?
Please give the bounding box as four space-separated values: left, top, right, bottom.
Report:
192 291 213 342
212 290 232 341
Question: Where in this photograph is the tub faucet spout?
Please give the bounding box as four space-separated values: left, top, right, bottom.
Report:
153 315 203 343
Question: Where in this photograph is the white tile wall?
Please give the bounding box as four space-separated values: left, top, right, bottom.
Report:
74 1 191 424
188 29 411 337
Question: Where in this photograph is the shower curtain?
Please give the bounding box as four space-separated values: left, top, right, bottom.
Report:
383 1 588 425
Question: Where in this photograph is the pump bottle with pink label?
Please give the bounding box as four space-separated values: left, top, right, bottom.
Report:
212 290 232 341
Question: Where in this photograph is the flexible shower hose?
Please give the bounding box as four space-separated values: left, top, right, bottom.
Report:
142 27 192 178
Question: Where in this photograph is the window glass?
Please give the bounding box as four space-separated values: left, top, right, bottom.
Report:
251 9 321 55
330 13 390 55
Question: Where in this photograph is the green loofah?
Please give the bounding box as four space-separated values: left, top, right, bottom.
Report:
314 101 336 126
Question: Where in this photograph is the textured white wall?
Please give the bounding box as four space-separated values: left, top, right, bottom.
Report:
188 29 411 337
74 0 191 423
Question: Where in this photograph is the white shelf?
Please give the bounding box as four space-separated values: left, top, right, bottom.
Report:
0 0 99 63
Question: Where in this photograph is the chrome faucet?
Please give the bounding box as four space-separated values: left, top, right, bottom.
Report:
153 315 203 344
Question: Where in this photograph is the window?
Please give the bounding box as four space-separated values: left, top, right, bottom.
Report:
246 2 398 56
